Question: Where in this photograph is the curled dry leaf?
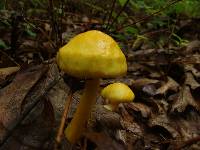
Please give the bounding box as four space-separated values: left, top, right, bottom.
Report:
148 113 180 138
91 105 122 129
131 78 159 88
119 105 143 136
185 72 200 90
170 86 200 113
155 77 179 95
125 102 151 118
185 65 200 78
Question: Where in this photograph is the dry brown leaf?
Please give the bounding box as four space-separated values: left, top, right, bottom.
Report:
19 40 37 52
120 119 142 136
84 132 125 150
171 86 200 113
172 110 200 142
155 77 179 95
148 113 180 138
186 40 200 53
125 102 151 118
0 65 47 142
175 54 200 64
120 105 143 136
0 66 20 82
91 105 122 129
101 78 134 87
185 72 200 90
1 98 55 150
185 65 200 78
131 78 159 88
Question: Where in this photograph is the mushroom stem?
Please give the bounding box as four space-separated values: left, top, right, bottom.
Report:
65 79 100 143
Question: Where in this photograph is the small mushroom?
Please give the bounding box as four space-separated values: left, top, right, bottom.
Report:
56 30 127 143
101 82 135 111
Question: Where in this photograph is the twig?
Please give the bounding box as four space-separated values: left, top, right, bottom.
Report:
48 0 59 48
117 0 182 31
59 0 64 46
0 49 20 67
107 0 130 31
105 0 117 30
55 89 73 149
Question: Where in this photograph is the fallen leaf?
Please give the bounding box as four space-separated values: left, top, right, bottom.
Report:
125 102 151 118
119 105 143 136
84 132 125 150
0 66 20 82
131 78 159 88
170 86 200 113
185 65 200 78
148 113 180 138
186 40 200 54
1 98 55 150
90 105 122 129
185 72 200 90
0 65 47 143
173 110 200 141
155 77 179 95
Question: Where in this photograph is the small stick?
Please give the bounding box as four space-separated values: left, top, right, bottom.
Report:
55 90 73 148
105 0 117 30
107 0 130 31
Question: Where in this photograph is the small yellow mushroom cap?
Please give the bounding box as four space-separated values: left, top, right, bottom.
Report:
56 30 127 79
101 82 135 103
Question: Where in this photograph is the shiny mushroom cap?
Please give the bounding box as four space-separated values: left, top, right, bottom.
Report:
101 82 135 103
56 30 127 79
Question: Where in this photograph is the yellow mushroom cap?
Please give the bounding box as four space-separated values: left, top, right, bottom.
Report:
101 82 135 103
56 30 127 79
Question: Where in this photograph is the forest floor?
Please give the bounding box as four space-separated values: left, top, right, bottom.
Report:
0 1 200 150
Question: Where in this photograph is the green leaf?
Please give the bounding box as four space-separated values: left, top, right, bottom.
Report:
25 24 37 38
0 0 5 10
25 29 37 37
112 34 126 41
117 0 127 6
124 26 138 35
0 39 8 49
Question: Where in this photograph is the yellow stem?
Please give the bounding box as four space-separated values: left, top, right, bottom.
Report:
65 79 100 143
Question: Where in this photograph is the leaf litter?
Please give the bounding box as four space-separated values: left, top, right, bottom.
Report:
0 6 200 150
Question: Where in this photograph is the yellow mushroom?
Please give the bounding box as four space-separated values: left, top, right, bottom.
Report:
101 82 135 111
56 30 127 143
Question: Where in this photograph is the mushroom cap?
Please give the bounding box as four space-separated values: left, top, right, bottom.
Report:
56 30 127 79
101 82 135 103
